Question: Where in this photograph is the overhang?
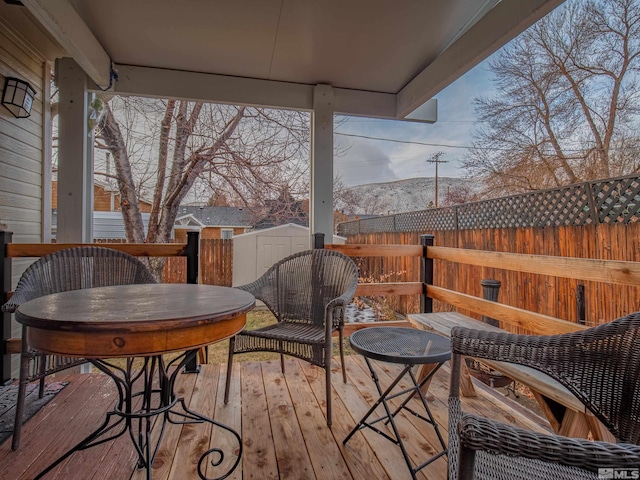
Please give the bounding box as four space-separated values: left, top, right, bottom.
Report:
18 0 565 120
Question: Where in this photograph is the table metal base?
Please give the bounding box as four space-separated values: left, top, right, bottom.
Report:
34 350 241 480
343 357 447 480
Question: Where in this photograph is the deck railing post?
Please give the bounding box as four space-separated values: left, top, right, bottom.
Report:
577 284 586 325
420 234 434 313
184 231 202 373
186 231 199 285
313 232 325 249
480 279 501 327
1 230 13 385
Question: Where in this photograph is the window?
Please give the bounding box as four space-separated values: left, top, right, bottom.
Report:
221 229 233 240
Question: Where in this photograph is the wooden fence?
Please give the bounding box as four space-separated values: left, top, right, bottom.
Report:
96 238 233 286
344 223 640 327
162 239 233 286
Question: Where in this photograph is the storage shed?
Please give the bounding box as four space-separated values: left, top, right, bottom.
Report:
232 224 346 286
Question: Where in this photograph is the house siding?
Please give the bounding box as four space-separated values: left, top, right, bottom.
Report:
0 18 48 379
0 27 45 244
53 181 153 213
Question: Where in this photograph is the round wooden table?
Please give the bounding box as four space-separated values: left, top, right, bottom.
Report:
16 283 255 480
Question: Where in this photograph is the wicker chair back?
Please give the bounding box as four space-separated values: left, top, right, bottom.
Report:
2 246 156 450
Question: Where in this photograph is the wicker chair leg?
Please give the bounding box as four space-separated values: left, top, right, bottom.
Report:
37 351 47 398
339 328 347 383
224 337 235 404
325 342 332 427
280 354 285 374
325 364 332 427
12 350 31 451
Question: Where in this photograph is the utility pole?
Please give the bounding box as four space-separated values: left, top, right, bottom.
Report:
426 152 448 208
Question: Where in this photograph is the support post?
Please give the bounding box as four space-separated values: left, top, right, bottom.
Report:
1 230 12 385
420 234 434 313
480 279 501 327
310 85 334 242
184 231 202 373
56 57 93 243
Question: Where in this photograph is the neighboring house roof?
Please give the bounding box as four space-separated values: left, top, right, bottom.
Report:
176 206 253 227
253 190 308 230
174 214 205 228
254 214 307 230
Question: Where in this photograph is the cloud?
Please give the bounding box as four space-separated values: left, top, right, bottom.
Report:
333 60 497 185
334 137 397 186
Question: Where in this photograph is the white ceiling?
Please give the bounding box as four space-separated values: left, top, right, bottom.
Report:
68 0 494 94
15 0 566 118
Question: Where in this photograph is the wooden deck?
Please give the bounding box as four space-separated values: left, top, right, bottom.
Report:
0 356 551 480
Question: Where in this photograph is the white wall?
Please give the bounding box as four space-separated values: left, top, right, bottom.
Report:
0 17 50 378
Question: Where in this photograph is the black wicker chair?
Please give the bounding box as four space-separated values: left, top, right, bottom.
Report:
1 246 156 451
224 249 358 426
449 312 640 479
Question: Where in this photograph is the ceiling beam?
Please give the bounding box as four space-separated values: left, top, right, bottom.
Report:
21 0 111 88
396 0 566 118
111 65 313 111
109 64 437 122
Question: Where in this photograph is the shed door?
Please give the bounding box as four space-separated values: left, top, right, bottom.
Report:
256 236 309 276
257 236 291 275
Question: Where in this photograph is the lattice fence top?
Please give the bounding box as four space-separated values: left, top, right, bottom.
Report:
336 175 640 235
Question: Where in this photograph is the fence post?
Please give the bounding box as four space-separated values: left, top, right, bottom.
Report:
576 284 586 325
313 232 325 249
420 234 434 313
480 279 501 327
1 230 12 385
184 231 201 373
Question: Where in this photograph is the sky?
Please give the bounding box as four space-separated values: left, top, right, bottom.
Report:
334 60 496 186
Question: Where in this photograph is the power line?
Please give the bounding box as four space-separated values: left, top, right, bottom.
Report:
335 132 479 149
334 131 610 153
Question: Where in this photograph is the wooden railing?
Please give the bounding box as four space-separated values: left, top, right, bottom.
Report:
322 233 640 337
4 230 636 381
1 232 200 384
324 243 424 298
424 237 640 335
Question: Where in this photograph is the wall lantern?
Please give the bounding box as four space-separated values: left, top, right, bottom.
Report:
1 77 36 118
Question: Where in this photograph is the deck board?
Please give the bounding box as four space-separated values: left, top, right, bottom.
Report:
0 356 552 480
241 361 279 479
262 360 316 480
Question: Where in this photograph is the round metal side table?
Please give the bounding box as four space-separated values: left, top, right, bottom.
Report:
343 327 451 480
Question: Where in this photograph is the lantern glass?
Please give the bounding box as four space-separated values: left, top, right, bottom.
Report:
2 77 36 118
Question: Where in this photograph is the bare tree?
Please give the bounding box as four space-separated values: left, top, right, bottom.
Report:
442 183 477 206
464 0 640 196
95 97 310 273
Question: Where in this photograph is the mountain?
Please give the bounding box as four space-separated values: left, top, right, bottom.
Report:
344 177 477 215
